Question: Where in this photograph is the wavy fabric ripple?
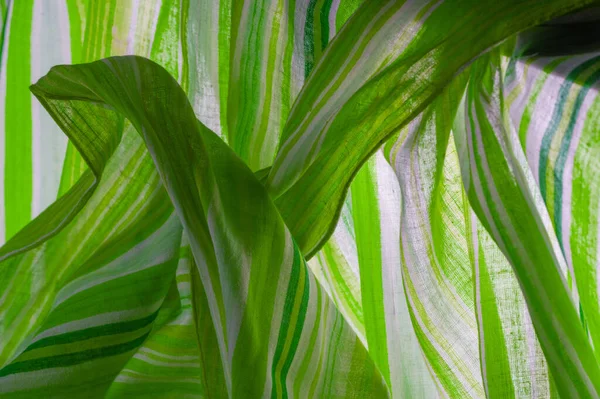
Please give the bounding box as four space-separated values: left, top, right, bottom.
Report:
2 1 600 398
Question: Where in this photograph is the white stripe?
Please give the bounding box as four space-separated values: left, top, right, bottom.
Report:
30 0 70 217
132 353 200 368
206 189 251 365
127 0 140 53
328 0 340 41
138 347 199 361
53 213 180 307
115 370 203 385
376 150 437 397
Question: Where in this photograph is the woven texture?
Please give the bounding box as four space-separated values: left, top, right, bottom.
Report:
1 1 600 398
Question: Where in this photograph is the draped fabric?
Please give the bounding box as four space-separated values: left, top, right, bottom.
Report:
1 1 600 398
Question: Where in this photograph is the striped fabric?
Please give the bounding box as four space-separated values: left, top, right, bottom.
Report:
505 50 600 362
453 50 600 397
2 1 600 398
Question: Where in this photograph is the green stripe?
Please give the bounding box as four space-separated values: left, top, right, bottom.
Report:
304 0 318 78
352 157 390 387
320 242 363 322
280 0 294 140
65 0 84 64
334 0 362 30
24 310 160 352
270 247 303 398
150 0 180 79
0 332 149 377
103 1 117 57
319 0 333 52
228 0 265 168
253 0 288 169
273 251 310 399
218 0 232 142
474 237 515 398
180 0 190 93
4 0 33 239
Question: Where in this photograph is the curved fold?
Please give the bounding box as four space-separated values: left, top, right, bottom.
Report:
267 0 599 258
29 55 389 398
453 50 600 398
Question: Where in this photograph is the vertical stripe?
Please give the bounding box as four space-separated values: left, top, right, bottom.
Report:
30 0 70 217
4 0 33 240
304 0 317 78
270 249 309 398
352 156 390 387
319 0 332 52
0 0 10 245
179 0 190 93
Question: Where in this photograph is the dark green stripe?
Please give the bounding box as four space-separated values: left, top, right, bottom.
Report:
319 0 333 51
279 256 310 399
538 56 600 202
304 0 318 78
0 332 149 377
553 65 600 246
270 247 303 399
24 310 159 352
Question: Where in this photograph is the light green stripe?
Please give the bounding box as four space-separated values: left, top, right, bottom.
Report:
467 216 515 398
319 242 363 327
352 157 390 387
4 0 33 239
